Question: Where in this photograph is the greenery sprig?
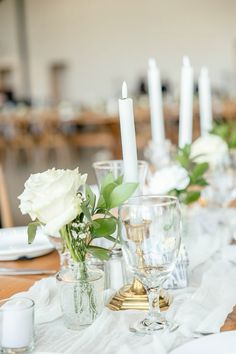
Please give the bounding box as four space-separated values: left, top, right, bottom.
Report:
211 120 236 149
170 144 209 204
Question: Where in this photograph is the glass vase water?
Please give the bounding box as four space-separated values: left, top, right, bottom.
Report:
56 262 104 330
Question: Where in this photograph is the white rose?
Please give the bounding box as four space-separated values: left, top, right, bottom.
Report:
147 165 190 195
18 168 87 235
191 134 229 169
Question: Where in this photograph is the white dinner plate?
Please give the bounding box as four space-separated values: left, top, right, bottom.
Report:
0 226 54 260
33 352 63 354
170 331 236 354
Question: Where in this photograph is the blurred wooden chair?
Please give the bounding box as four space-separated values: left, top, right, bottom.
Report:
0 165 13 228
0 136 6 163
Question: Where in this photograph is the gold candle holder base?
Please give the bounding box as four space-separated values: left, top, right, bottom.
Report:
108 279 171 311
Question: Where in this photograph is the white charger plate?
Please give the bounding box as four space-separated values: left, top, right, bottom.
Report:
0 226 54 260
170 331 236 354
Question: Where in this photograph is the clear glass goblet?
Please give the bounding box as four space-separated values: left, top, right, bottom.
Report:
119 195 181 334
92 160 148 192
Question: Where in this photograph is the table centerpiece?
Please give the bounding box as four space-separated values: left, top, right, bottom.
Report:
18 167 138 329
147 144 209 289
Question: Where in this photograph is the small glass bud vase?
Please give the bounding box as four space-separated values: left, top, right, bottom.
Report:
56 262 104 330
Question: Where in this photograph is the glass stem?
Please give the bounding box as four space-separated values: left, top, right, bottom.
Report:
146 287 161 321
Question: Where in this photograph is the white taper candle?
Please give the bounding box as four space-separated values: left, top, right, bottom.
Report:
118 82 139 183
199 67 213 136
148 58 165 145
179 56 194 148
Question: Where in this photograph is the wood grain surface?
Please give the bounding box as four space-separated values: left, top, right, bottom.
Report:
0 250 235 331
0 250 59 299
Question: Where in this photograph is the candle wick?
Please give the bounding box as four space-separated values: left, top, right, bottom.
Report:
122 81 128 99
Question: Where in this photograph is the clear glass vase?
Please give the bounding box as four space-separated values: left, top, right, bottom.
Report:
56 262 104 330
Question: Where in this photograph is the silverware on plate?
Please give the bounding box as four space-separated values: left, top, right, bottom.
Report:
0 268 57 275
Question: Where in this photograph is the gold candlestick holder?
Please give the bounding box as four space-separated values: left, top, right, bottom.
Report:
108 219 171 311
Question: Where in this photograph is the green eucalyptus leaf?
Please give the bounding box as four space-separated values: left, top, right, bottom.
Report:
97 195 106 209
212 123 229 139
81 202 92 222
229 129 236 148
101 172 115 192
109 182 138 209
92 220 100 228
184 191 201 204
103 234 119 243
177 144 192 169
102 182 117 207
176 155 189 169
191 162 208 180
193 177 208 186
85 185 96 210
182 144 191 157
114 175 124 185
27 221 40 244
87 245 110 261
92 217 116 237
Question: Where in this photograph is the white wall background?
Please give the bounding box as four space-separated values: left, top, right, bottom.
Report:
1 0 236 103
0 0 24 95
0 0 18 60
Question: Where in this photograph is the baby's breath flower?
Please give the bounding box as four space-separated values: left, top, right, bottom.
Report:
79 233 87 239
71 230 78 239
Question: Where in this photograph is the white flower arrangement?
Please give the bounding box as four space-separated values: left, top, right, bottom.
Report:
191 134 229 169
148 165 190 195
18 168 138 263
147 145 209 204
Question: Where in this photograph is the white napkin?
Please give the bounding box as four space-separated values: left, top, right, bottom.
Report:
183 206 234 273
12 258 236 354
222 245 236 263
32 305 168 354
13 277 61 324
64 309 168 354
172 261 236 336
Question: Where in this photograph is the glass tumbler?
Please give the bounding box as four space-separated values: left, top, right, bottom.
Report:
92 160 148 192
56 263 104 330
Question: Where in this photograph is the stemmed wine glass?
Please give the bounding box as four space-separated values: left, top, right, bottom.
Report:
119 195 181 334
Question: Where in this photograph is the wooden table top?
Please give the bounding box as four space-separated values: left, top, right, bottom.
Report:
0 250 235 332
0 250 59 299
